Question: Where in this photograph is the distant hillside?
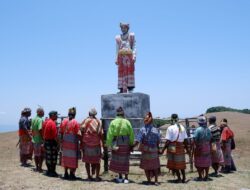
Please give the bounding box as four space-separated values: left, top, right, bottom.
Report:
206 106 250 114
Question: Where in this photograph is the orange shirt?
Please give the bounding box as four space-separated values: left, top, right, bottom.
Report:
60 118 79 135
43 119 57 140
81 118 102 146
221 126 234 141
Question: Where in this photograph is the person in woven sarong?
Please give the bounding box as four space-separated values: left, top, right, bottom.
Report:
193 116 212 181
60 107 80 180
18 108 33 166
81 108 103 181
44 111 59 177
31 108 45 172
134 112 161 185
115 22 136 93
220 118 235 173
208 116 224 177
107 107 134 184
161 114 189 183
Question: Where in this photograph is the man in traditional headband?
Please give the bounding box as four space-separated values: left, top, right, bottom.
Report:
115 22 136 93
43 111 59 177
208 116 224 177
80 108 103 181
107 107 134 184
193 115 212 181
18 108 32 166
161 114 189 183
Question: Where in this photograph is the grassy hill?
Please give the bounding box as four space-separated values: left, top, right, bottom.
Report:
206 106 250 114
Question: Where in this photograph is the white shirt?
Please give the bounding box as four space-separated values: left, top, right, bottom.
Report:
115 33 136 61
165 124 188 142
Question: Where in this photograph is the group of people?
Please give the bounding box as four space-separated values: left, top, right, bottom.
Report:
18 107 104 180
192 115 236 182
18 106 235 185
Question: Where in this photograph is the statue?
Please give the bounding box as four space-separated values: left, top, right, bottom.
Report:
115 23 136 93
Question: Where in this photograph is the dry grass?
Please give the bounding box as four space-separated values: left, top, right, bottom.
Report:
0 112 250 190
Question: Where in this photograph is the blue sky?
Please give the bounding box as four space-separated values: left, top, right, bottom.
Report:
0 0 250 131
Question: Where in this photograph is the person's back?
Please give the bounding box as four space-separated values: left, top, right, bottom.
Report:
139 124 160 147
194 126 211 143
107 107 134 184
208 124 221 142
44 119 57 140
82 117 102 146
166 123 187 143
32 115 43 144
220 118 235 173
193 116 212 181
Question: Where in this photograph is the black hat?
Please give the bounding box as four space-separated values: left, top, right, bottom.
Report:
49 111 58 117
208 116 216 124
171 113 179 120
116 107 124 115
22 107 31 114
68 107 76 115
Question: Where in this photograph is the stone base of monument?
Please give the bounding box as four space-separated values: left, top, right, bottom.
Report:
101 92 150 172
101 92 150 133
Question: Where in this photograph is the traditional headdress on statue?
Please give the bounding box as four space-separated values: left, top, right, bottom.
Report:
89 108 97 116
120 22 130 29
144 112 153 125
68 107 76 115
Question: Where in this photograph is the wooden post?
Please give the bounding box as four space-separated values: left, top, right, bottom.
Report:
185 118 193 172
102 120 109 173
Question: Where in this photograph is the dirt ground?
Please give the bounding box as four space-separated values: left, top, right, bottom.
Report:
0 112 250 190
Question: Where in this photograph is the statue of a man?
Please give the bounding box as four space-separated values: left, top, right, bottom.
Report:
115 23 136 93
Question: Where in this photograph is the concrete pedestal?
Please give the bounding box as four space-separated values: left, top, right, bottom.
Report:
101 92 150 172
101 92 150 132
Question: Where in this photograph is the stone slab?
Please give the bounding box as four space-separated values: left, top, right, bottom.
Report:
101 92 150 132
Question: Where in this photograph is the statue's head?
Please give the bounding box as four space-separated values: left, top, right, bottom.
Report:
120 22 129 34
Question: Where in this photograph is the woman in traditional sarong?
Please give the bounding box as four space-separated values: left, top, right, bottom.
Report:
60 107 80 180
220 118 235 173
194 116 212 181
208 116 224 177
161 114 189 183
134 112 160 185
19 108 33 166
81 108 103 181
107 107 134 184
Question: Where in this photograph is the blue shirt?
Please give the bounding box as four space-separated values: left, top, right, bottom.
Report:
136 124 160 147
19 116 31 130
194 126 212 143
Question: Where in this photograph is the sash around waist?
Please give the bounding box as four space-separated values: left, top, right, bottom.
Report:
113 135 130 145
118 49 133 55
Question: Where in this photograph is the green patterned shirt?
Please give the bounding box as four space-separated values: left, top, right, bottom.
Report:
31 116 43 143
